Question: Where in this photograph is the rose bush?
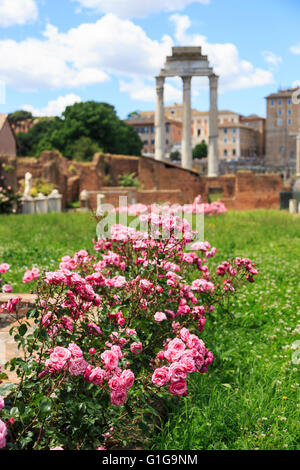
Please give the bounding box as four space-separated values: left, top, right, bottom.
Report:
0 212 257 450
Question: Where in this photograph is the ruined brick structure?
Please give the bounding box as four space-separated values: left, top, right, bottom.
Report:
12 150 287 211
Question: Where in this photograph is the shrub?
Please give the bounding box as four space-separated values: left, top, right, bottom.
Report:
119 173 141 188
0 181 21 214
0 214 257 450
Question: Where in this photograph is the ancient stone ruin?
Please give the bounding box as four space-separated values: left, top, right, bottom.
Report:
155 47 219 176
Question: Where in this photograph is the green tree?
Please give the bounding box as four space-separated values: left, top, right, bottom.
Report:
192 140 208 160
8 110 33 125
15 101 143 159
73 136 101 161
16 118 57 156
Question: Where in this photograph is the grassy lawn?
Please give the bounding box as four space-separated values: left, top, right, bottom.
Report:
0 210 299 449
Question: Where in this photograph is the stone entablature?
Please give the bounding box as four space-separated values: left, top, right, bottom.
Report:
154 46 219 176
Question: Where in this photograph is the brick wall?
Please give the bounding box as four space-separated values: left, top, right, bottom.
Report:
14 151 287 211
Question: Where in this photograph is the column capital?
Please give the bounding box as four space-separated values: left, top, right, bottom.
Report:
209 73 219 87
181 75 192 86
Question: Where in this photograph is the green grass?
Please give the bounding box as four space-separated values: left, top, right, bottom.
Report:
152 210 300 450
0 209 299 449
0 212 96 292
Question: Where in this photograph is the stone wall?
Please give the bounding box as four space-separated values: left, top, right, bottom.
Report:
14 151 287 210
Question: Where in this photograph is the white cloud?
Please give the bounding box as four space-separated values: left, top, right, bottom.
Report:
22 94 82 116
262 51 282 68
170 14 274 92
120 78 182 102
0 0 38 27
0 15 172 90
74 0 210 19
290 42 300 55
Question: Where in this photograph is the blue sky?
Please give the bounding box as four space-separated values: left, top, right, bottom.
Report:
0 0 299 119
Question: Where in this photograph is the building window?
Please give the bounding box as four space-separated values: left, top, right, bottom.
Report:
151 126 155 133
287 119 292 125
165 124 170 133
278 99 282 105
232 149 236 156
279 146 284 152
224 128 228 133
277 118 283 126
166 139 169 145
289 151 295 160
224 149 228 157
288 109 292 115
278 109 282 116
224 138 228 143
197 129 201 136
144 127 149 134
233 137 236 143
288 99 292 105
151 139 155 145
232 128 236 133
270 99 274 106
143 140 148 145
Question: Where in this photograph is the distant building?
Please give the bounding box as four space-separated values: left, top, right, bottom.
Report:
265 88 299 167
240 115 266 156
132 105 265 161
125 114 182 156
0 114 16 156
218 122 259 160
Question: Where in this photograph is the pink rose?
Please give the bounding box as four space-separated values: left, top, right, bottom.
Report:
152 367 170 387
110 389 127 406
0 263 10 273
22 269 34 284
50 446 64 450
108 375 123 391
2 284 12 293
169 362 188 382
0 397 4 411
121 369 135 389
101 350 119 371
179 356 196 374
0 419 7 449
45 347 71 372
168 379 187 396
68 358 88 376
68 343 83 359
154 312 167 323
130 342 143 354
179 327 190 343
186 334 205 352
89 367 106 385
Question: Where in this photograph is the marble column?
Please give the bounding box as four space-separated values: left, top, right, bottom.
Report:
181 75 192 170
208 73 219 177
154 76 165 161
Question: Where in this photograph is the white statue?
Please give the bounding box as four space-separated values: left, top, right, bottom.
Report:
23 172 32 198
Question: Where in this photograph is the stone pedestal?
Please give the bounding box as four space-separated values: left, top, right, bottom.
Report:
208 74 219 177
48 189 62 212
35 193 48 214
154 76 165 161
21 196 35 214
181 76 192 170
80 190 89 211
289 199 298 214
